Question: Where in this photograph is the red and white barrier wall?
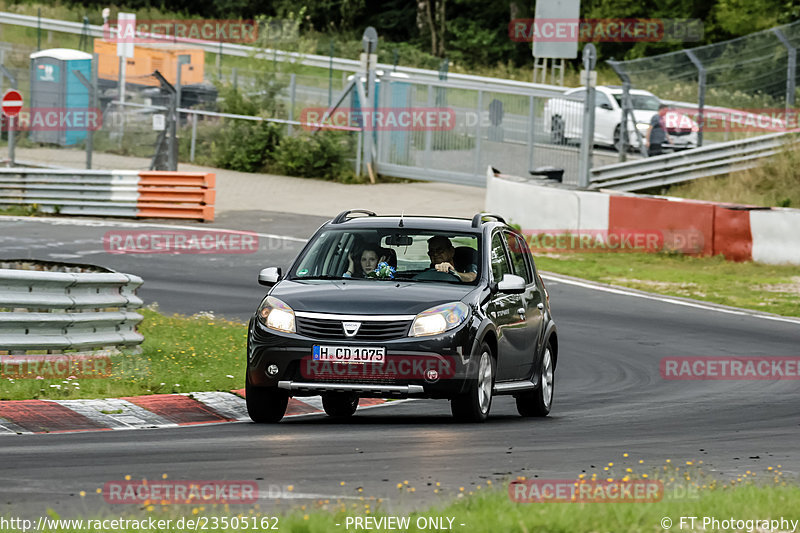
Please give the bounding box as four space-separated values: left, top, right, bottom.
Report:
485 167 800 265
0 169 215 222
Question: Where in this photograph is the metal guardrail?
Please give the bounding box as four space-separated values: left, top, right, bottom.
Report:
0 168 215 220
589 132 797 192
0 12 567 96
0 262 144 354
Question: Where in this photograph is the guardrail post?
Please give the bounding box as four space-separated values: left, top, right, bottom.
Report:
772 28 797 116
685 50 706 147
0 65 17 166
578 44 597 188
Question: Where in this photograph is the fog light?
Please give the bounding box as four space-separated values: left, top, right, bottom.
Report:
424 369 439 382
266 364 279 376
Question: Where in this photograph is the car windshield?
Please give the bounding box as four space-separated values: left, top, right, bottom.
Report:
611 93 661 111
290 228 481 284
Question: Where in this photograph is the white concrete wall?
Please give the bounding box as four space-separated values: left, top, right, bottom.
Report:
750 208 800 265
485 169 609 232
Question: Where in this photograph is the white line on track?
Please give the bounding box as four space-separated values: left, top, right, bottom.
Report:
540 272 800 326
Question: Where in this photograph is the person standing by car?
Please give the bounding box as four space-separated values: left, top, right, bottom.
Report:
647 104 673 156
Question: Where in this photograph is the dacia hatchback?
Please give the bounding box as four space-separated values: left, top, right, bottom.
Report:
246 210 558 423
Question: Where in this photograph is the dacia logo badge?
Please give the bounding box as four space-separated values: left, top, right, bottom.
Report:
342 321 361 337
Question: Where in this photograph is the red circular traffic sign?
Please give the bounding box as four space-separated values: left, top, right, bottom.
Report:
2 89 23 118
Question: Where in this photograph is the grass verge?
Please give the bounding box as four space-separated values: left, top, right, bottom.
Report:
3 478 798 533
536 252 800 317
0 308 246 401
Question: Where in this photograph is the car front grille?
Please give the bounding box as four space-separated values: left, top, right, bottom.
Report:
295 316 412 341
667 129 693 136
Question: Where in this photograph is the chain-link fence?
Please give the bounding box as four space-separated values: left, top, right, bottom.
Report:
608 20 800 144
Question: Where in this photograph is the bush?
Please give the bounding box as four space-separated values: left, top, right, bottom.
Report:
272 131 353 181
212 120 283 173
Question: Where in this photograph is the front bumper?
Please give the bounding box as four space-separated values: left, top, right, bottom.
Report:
247 316 479 399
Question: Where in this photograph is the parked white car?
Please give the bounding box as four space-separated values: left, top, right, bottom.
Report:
542 86 699 151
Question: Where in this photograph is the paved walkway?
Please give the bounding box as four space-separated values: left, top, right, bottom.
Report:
9 147 486 219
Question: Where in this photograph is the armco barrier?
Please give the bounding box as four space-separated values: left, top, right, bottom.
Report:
0 169 215 221
0 261 144 354
485 166 800 265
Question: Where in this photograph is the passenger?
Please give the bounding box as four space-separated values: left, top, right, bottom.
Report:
344 245 385 278
427 235 477 282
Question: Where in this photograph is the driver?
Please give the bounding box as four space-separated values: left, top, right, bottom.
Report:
427 235 477 282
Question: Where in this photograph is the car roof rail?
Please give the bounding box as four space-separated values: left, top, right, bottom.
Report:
471 212 506 228
331 209 377 224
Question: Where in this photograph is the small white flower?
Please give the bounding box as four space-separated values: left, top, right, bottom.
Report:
174 384 180 387
226 375 234 379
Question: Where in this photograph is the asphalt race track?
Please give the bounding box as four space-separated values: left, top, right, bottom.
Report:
1 215 799 519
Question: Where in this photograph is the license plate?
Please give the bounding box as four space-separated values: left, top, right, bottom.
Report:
312 345 386 363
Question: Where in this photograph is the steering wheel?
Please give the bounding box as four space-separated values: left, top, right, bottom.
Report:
412 268 461 282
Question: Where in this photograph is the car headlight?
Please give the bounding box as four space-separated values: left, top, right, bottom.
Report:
636 122 650 131
411 302 469 337
257 296 295 333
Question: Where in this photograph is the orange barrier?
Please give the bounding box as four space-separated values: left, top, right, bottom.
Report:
136 171 215 222
608 196 715 256
712 206 753 261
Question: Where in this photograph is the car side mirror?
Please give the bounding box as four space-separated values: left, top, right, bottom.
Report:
599 103 613 110
258 267 282 287
497 273 525 294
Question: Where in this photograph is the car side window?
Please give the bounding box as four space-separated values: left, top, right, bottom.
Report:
490 233 511 283
595 92 612 108
505 232 533 284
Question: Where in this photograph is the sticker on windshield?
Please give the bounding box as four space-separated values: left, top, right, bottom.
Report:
298 269 309 276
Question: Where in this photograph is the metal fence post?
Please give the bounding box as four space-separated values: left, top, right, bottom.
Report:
473 89 483 176
190 112 197 162
328 39 334 107
773 28 797 116
0 66 17 166
288 73 296 136
578 44 597 188
72 70 95 169
425 84 434 169
527 95 535 171
685 50 706 147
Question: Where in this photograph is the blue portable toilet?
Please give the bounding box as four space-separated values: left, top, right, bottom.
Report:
29 48 92 146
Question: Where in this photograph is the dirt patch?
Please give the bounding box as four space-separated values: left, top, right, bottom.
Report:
758 276 800 296
608 278 706 297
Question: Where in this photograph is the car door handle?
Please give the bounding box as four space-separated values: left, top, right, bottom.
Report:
537 303 544 310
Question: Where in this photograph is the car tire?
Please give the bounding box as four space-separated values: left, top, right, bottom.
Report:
322 393 359 418
245 375 289 423
550 116 565 145
516 342 555 417
451 343 495 423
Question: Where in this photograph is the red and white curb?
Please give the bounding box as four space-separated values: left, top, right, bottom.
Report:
0 391 394 435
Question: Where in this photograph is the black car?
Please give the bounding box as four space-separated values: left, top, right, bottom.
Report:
246 210 558 423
